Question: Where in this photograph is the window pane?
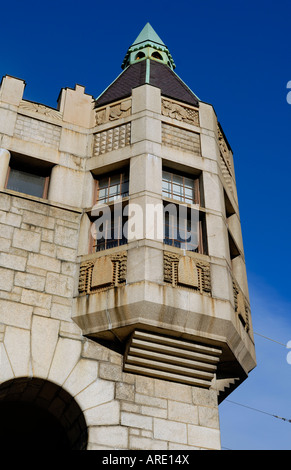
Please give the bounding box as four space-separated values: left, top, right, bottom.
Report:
98 178 108 189
122 180 129 197
98 188 107 201
162 170 198 204
184 186 194 202
97 172 129 203
172 183 183 201
7 168 45 198
109 183 120 200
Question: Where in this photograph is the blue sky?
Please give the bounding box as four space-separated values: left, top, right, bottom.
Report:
1 0 291 450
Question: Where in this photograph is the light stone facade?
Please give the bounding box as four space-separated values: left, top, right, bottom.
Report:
0 26 256 450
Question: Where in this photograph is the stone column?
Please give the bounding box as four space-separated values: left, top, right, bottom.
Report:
127 84 164 284
47 165 91 208
0 148 10 190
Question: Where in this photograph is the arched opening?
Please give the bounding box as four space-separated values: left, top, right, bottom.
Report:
151 51 163 61
0 377 88 450
135 51 145 60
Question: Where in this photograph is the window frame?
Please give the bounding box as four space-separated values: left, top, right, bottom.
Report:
89 200 128 253
93 170 129 205
162 168 207 255
163 202 206 254
162 169 201 205
5 163 50 199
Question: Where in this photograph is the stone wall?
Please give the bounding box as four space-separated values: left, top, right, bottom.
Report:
0 192 81 340
0 190 220 450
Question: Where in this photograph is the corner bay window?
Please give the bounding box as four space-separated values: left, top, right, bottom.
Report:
89 168 207 254
162 169 207 254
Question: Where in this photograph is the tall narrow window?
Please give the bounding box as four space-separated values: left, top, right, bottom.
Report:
91 169 129 252
162 168 206 254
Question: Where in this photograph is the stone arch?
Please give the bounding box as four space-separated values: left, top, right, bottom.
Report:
0 318 118 450
0 377 88 450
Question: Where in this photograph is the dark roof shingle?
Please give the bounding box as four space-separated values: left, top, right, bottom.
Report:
95 60 199 108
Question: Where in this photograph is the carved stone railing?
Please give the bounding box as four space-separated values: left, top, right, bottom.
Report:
78 251 127 295
164 251 211 294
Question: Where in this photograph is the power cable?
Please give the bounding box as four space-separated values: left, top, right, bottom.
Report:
254 332 287 347
225 399 291 423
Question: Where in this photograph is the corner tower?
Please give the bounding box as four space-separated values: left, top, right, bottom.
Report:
0 24 256 450
74 24 256 445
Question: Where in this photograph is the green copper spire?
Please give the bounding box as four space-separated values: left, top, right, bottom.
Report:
121 23 176 70
132 23 165 47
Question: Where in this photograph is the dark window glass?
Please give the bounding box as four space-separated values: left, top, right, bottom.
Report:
6 168 47 198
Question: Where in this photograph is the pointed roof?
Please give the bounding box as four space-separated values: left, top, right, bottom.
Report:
95 25 199 108
132 23 165 47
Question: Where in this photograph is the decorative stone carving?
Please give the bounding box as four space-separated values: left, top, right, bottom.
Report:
233 280 250 331
162 98 199 126
19 100 63 121
93 123 131 156
164 252 211 294
217 125 231 166
217 125 234 191
219 153 233 193
78 251 127 294
95 99 131 125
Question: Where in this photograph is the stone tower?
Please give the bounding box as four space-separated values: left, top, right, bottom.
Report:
0 24 256 450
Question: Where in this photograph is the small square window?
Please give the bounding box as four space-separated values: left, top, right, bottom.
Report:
162 169 200 205
94 170 129 204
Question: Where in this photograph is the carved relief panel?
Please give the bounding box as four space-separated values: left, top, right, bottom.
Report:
95 99 131 126
161 98 199 126
79 251 127 294
233 280 250 331
164 251 211 294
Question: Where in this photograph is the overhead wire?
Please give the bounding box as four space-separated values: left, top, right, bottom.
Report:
223 330 291 430
225 400 291 423
254 331 287 347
